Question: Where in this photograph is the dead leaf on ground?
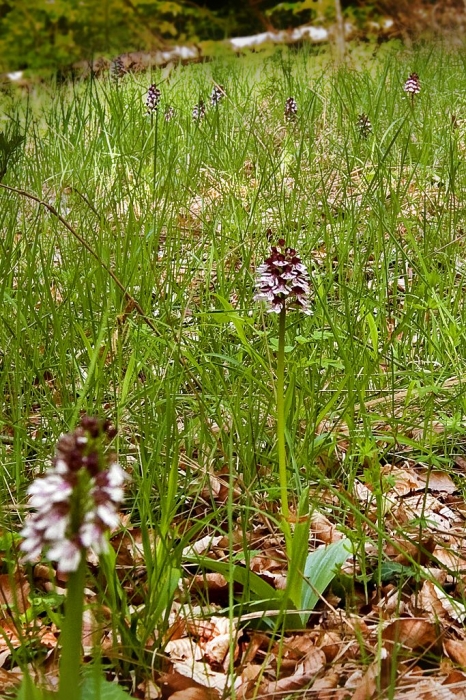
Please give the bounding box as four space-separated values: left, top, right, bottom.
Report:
382 618 440 653
259 671 321 698
418 580 466 623
159 672 220 700
170 689 216 700
311 511 343 544
0 666 22 692
0 570 30 614
444 639 466 669
416 470 458 494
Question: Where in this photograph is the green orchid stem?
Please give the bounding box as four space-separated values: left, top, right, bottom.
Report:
277 305 292 552
58 556 86 700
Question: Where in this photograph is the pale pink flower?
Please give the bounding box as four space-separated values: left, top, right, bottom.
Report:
404 73 421 95
254 239 311 314
20 417 128 574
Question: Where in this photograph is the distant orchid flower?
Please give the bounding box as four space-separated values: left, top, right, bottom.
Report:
21 416 127 573
254 239 311 315
357 113 372 138
146 83 161 115
210 85 225 106
110 56 127 82
284 97 298 121
404 72 421 103
164 105 175 122
192 100 206 121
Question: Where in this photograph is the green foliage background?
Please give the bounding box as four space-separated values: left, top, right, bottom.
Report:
0 0 343 74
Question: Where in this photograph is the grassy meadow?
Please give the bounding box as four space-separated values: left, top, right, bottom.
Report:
2 38 466 698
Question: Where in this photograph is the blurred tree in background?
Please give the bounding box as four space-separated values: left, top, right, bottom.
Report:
0 0 459 74
0 0 367 73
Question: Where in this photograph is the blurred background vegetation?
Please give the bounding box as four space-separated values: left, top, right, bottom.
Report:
0 0 462 74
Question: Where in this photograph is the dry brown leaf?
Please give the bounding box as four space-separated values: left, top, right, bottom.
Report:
37 622 59 649
259 671 318 698
381 465 423 495
159 672 220 700
318 631 344 662
350 660 379 700
204 633 232 665
312 670 340 692
418 580 466 623
352 648 407 700
235 663 262 699
0 621 22 652
81 608 102 655
400 494 459 529
411 422 445 442
311 511 343 544
164 613 239 692
382 618 440 652
0 570 30 614
387 534 436 566
111 527 146 566
416 470 458 494
187 615 235 642
0 667 22 693
137 678 160 699
454 456 466 473
188 574 228 605
432 546 466 573
444 640 466 669
165 638 203 663
299 647 326 675
284 634 316 656
442 669 466 694
167 660 232 693
182 535 223 558
417 580 450 619
170 689 215 700
392 676 465 700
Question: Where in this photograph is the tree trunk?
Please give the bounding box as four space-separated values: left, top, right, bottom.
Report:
334 0 345 63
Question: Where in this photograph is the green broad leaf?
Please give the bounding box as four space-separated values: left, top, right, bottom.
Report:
286 488 311 611
81 673 132 700
378 561 417 583
186 557 280 603
268 337 294 353
300 539 352 618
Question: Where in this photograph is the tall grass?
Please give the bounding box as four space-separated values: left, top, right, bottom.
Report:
2 38 466 692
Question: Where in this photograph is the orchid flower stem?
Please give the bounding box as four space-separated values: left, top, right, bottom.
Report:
277 306 292 552
58 556 86 700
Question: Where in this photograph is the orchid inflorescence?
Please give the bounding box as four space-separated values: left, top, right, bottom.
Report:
357 113 372 138
110 56 127 82
254 239 311 315
164 105 175 122
284 97 298 121
20 416 127 573
210 85 225 106
404 72 421 96
192 100 206 121
146 83 161 115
